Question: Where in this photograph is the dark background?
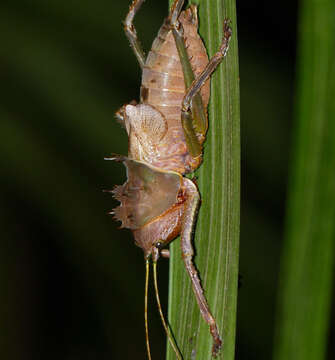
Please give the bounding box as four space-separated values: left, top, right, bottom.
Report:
1 0 327 359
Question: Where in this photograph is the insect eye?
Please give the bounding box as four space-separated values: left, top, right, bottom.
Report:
155 241 163 249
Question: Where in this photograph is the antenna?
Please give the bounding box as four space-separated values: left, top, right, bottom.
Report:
145 259 152 360
152 261 183 360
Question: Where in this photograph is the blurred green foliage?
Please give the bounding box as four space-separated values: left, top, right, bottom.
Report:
0 1 333 360
274 0 335 359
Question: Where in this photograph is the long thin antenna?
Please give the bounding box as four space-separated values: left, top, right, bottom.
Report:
153 261 183 360
145 259 152 360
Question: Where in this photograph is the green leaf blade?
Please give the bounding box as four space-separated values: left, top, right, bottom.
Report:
167 0 240 359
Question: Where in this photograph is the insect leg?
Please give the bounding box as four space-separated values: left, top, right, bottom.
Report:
169 0 185 25
169 4 208 158
182 20 232 115
181 179 222 357
124 0 147 68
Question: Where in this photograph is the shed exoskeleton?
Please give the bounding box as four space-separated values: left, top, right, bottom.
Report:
106 0 231 358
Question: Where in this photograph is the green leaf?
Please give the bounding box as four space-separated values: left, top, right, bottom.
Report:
167 1 240 359
273 0 335 359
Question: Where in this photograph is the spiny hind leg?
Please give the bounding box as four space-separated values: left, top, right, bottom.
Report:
181 178 222 357
182 20 232 116
124 0 147 68
169 1 209 158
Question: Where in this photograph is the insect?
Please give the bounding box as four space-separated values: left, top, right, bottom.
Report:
105 0 231 358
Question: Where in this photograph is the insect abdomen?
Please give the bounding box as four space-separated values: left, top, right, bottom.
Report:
140 7 210 173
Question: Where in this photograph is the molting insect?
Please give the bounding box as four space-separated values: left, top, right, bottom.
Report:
105 0 231 358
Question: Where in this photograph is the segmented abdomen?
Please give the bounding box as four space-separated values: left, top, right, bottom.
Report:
140 8 209 174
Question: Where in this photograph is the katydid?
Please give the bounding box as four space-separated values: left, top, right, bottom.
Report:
106 0 231 358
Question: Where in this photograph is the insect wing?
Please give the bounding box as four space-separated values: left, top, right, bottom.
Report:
113 159 182 229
